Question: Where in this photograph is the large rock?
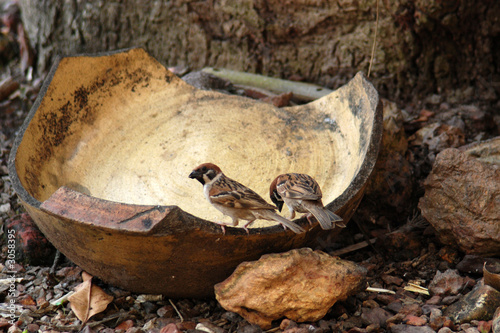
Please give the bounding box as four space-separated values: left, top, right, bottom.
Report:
214 248 367 329
419 138 500 256
443 282 500 323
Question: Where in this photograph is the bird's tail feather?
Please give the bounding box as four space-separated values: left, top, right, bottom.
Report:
257 210 305 234
307 205 345 230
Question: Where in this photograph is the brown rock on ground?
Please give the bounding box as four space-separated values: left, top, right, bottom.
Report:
214 248 367 329
428 269 465 296
419 142 500 256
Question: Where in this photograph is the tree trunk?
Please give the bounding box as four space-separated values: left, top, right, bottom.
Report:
19 0 499 104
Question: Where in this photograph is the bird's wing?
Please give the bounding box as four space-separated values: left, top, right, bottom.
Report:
209 176 276 210
276 173 323 201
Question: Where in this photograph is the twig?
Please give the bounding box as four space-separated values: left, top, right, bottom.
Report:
329 238 377 256
169 298 184 322
49 291 74 306
366 286 396 294
50 250 61 274
86 312 124 328
367 0 379 77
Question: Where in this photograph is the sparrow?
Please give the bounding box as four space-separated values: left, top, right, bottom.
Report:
189 163 305 234
269 173 345 230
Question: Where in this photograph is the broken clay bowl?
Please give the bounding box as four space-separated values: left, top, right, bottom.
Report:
8 48 382 297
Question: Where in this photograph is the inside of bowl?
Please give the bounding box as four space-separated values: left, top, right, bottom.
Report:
14 49 376 228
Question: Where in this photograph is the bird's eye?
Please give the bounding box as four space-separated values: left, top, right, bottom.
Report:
201 166 207 172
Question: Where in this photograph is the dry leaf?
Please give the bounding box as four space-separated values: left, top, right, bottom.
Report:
68 272 113 324
483 263 500 291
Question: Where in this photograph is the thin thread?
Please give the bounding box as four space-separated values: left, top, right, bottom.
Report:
368 0 379 78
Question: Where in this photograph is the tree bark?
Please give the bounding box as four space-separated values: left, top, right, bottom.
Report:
19 0 500 104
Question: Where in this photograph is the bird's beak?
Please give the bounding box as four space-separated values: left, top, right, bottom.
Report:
189 170 201 179
276 200 284 212
189 170 205 185
271 190 284 212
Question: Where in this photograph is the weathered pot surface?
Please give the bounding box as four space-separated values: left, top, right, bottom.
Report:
8 48 382 297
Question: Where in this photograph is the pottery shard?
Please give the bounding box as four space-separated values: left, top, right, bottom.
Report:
214 248 367 329
419 146 500 256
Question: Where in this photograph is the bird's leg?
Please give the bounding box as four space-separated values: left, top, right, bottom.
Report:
306 213 316 226
242 219 256 235
288 208 296 220
214 218 238 235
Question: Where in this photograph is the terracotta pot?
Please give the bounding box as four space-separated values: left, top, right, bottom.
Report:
8 48 383 298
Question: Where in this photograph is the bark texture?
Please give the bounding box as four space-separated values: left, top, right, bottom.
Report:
19 0 500 103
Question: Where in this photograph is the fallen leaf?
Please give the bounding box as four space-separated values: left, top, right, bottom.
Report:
68 272 113 324
484 263 500 291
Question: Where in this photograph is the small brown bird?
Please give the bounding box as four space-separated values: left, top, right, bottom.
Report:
189 163 305 234
270 173 345 230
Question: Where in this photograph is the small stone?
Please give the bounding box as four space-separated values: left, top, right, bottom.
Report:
491 306 500 333
221 312 242 322
125 328 142 333
403 315 427 326
437 328 453 333
365 324 380 332
400 303 423 317
280 319 297 330
428 269 465 296
476 321 492 333
376 294 398 305
457 255 500 275
0 203 10 213
176 321 196 330
389 324 435 333
7 325 22 333
215 248 367 329
115 320 134 331
386 313 406 325
442 318 457 331
438 247 460 265
196 322 224 333
26 323 39 333
463 328 480 333
361 307 392 327
386 300 403 313
430 315 446 331
442 295 461 305
157 305 174 317
362 299 380 309
429 308 443 321
426 295 441 305
381 275 404 286
443 283 500 323
236 323 263 333
160 323 181 333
